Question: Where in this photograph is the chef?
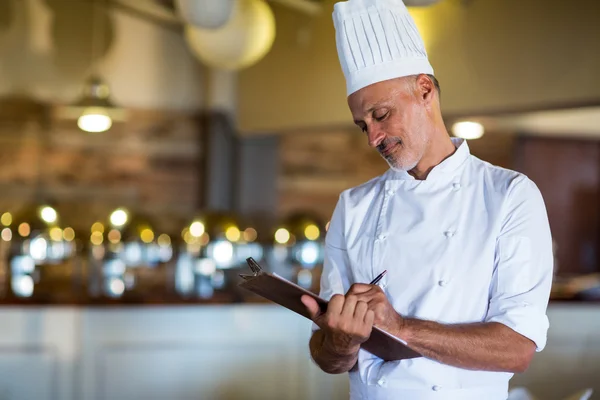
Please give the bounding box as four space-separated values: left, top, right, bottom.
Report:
300 0 554 399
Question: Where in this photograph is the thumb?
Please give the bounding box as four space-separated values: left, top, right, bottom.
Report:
301 295 321 320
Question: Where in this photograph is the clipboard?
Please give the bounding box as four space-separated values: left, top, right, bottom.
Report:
239 258 422 361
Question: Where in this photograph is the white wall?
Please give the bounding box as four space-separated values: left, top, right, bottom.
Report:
238 0 600 133
0 0 204 111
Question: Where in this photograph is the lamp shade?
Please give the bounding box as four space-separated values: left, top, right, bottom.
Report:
175 0 235 29
184 0 275 70
56 76 126 133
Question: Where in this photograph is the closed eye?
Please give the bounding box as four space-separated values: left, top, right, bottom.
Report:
374 111 389 122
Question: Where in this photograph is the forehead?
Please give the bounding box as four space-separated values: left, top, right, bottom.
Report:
347 78 410 115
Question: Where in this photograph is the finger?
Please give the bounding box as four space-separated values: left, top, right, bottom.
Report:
347 283 373 295
354 300 368 320
364 309 375 326
341 295 358 318
352 289 380 305
301 295 321 320
328 294 345 315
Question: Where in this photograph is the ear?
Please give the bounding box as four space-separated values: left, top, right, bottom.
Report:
415 74 435 104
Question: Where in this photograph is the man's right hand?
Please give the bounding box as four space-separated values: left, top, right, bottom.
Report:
301 293 374 356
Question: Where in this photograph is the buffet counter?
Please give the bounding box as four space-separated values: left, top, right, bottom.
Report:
0 303 598 400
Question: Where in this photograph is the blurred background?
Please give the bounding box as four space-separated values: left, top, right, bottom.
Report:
0 0 598 399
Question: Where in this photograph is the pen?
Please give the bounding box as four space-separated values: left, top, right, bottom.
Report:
369 270 387 286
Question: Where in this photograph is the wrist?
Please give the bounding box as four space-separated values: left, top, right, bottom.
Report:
323 333 360 357
396 316 415 343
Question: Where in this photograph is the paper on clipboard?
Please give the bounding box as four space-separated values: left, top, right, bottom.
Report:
238 258 421 361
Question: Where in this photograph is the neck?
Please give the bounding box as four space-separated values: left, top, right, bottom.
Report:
408 122 456 180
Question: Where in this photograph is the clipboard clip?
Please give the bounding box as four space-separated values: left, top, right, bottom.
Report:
239 257 263 280
246 257 263 275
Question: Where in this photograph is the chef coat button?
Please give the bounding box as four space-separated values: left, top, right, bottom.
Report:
387 189 395 196
432 385 442 391
377 378 386 387
377 234 387 241
444 231 454 238
438 280 448 287
452 182 461 191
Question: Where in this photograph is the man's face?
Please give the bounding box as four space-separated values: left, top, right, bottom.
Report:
348 77 430 172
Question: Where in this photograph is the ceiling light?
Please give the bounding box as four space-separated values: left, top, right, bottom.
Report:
452 121 485 140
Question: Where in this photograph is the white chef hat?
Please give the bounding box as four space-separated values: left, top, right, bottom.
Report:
332 0 434 96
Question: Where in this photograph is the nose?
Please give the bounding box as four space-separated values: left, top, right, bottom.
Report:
367 126 385 148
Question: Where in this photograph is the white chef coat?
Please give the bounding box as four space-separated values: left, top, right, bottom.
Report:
316 138 553 400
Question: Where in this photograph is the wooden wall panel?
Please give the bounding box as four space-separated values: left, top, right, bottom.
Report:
515 137 600 276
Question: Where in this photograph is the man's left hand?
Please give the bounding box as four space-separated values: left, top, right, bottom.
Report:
346 283 405 337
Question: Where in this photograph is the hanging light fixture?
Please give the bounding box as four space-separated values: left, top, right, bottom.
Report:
56 0 125 133
75 76 116 133
78 0 119 133
175 0 235 29
56 75 124 133
184 0 276 70
403 0 442 5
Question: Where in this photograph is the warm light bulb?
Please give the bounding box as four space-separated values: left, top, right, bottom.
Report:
63 227 75 241
18 223 30 237
1 228 12 241
78 107 112 133
49 227 63 242
200 233 210 246
140 228 154 243
157 233 171 246
1 212 12 226
91 222 105 233
90 231 104 245
108 229 121 244
190 221 205 237
40 206 57 224
183 230 194 244
243 228 257 242
274 228 290 244
452 121 485 140
110 209 128 227
304 224 320 241
225 226 240 242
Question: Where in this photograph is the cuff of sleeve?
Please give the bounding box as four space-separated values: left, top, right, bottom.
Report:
486 302 549 352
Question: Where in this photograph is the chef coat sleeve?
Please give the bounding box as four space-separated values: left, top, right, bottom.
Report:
312 192 353 333
486 176 554 352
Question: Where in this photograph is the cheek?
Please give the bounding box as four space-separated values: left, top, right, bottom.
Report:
384 115 408 139
403 108 427 142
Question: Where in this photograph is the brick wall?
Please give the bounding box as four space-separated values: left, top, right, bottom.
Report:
278 128 516 222
0 97 203 233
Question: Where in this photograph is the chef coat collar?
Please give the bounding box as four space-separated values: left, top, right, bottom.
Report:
385 137 470 181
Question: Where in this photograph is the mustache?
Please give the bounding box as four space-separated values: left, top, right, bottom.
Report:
377 137 402 153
